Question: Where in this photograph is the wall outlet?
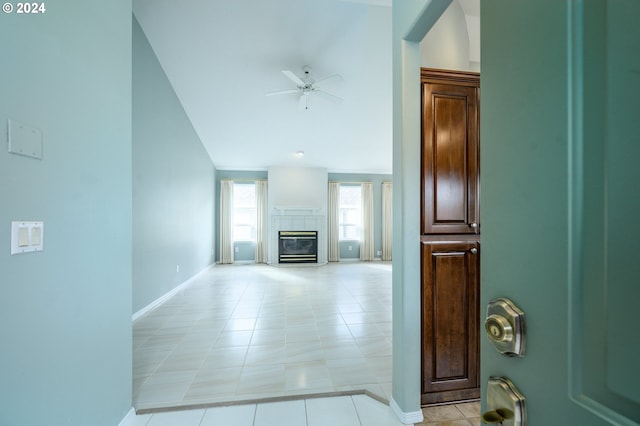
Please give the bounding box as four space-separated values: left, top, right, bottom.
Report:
235 246 239 253
176 265 180 273
348 245 352 251
377 250 382 256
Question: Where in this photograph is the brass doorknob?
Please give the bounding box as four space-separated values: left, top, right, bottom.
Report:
482 408 514 424
485 377 525 425
481 410 505 423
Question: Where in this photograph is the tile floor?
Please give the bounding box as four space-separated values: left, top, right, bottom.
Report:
123 397 480 426
123 394 408 426
416 401 481 425
133 262 393 411
131 262 480 425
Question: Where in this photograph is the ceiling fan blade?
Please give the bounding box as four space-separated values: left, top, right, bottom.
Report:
315 89 343 103
282 70 305 87
265 89 299 96
313 73 343 86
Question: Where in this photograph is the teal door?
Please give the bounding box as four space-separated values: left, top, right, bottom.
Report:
481 0 640 424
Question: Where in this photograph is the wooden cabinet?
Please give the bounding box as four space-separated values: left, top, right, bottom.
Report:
420 68 480 405
421 240 480 404
421 69 479 235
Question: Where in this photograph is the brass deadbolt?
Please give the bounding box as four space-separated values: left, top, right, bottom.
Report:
485 314 514 343
485 298 526 357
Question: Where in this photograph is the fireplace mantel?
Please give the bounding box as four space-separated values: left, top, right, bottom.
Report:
273 206 323 215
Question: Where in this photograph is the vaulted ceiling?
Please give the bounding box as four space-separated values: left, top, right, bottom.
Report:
133 0 479 174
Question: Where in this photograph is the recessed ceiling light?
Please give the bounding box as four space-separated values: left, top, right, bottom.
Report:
296 150 305 157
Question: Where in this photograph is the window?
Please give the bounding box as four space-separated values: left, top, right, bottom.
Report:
233 183 256 241
339 185 362 240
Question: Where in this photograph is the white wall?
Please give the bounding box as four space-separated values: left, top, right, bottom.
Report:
420 0 475 71
268 167 328 209
268 167 328 264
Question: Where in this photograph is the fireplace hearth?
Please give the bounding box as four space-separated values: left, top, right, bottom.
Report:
278 231 318 264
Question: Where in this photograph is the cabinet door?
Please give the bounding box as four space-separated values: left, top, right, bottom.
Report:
421 75 479 235
421 241 480 404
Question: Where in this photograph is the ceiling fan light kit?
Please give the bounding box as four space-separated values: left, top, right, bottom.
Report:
265 67 343 110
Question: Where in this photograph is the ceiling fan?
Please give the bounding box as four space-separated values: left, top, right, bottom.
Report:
265 66 343 110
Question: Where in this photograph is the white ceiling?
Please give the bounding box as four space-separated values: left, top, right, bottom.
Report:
133 0 478 174
457 0 479 17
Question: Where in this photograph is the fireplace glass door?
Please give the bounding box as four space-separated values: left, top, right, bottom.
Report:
278 231 318 263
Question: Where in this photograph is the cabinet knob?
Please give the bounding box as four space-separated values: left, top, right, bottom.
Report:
470 248 478 254
469 222 478 228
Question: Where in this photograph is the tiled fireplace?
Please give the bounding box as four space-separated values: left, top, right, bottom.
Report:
267 167 328 265
269 207 327 265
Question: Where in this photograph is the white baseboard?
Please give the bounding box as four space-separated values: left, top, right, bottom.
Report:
118 408 136 426
119 407 152 426
132 264 213 321
390 397 424 425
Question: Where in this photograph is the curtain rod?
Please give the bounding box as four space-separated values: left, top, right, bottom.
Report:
329 181 371 184
221 178 389 184
329 181 393 184
220 178 267 182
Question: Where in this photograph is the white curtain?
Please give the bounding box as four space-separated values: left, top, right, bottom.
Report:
360 182 374 261
219 180 234 264
327 182 340 262
382 182 392 261
255 180 268 264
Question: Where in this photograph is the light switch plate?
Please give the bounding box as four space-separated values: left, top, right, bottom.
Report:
8 119 43 159
11 221 44 254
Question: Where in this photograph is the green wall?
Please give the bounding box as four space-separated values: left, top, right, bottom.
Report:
0 1 133 425
339 241 361 259
392 0 451 420
132 17 216 313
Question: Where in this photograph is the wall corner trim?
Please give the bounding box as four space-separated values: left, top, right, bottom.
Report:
390 397 424 424
132 264 214 321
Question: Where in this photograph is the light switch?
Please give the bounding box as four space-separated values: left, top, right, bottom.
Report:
31 226 42 245
11 221 44 255
18 227 30 246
